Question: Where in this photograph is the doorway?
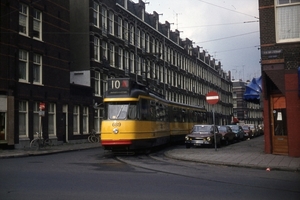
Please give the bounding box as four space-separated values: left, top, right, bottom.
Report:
0 112 6 141
271 95 288 155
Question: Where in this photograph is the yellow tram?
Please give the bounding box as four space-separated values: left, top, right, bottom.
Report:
100 78 207 153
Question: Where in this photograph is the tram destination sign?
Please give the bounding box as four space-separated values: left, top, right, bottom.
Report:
107 78 131 96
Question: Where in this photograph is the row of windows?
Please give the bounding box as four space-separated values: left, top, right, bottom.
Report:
19 4 42 40
19 50 42 84
94 37 225 90
18 101 102 137
92 2 223 85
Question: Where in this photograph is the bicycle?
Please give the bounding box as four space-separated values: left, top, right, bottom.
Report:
30 132 52 149
88 129 99 143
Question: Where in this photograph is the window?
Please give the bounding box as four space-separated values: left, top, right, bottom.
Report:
130 52 134 73
93 2 100 27
124 50 129 72
94 108 103 134
83 107 89 134
48 103 56 136
102 41 108 60
276 0 300 42
130 24 134 45
101 7 107 30
95 71 100 96
118 48 123 69
19 50 28 82
33 9 42 39
94 37 100 62
118 17 122 38
73 106 80 134
124 21 128 41
33 54 42 84
19 4 28 35
109 43 115 67
108 11 114 35
19 101 28 137
33 102 40 135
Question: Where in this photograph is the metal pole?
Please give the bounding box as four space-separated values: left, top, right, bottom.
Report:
213 105 217 151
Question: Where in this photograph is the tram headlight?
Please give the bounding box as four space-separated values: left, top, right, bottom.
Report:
113 128 119 134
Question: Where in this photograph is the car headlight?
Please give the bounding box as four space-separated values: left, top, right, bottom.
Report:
206 137 211 141
185 136 189 140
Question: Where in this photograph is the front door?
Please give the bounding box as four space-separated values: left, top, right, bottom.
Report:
271 95 288 155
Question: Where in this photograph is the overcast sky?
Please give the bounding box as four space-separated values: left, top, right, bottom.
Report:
132 0 261 81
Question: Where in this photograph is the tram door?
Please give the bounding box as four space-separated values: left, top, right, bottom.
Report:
271 95 288 155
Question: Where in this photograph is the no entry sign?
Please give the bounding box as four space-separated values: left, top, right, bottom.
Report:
206 91 219 105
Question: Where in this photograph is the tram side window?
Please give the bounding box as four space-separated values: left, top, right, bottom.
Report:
140 99 150 120
128 103 137 119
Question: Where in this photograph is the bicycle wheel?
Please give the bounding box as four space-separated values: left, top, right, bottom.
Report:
44 139 52 147
89 135 99 143
30 138 40 149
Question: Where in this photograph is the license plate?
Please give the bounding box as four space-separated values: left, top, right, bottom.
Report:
192 140 203 144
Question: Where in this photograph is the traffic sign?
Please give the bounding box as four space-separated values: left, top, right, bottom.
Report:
39 102 45 110
206 91 219 105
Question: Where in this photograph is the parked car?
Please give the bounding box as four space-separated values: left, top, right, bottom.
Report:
218 125 236 145
247 124 259 137
228 125 245 141
242 125 253 138
185 125 222 148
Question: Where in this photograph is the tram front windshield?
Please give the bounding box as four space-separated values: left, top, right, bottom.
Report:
107 103 137 120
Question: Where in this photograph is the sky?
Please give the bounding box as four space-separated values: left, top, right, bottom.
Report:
132 0 261 81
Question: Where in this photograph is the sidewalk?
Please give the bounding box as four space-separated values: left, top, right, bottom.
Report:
1 136 299 172
0 142 101 158
165 136 300 172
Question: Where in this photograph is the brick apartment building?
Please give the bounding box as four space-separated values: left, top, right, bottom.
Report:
258 0 300 157
1 0 234 149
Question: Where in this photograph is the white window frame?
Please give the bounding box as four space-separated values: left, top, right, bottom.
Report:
130 52 134 73
73 106 80 135
101 7 107 31
93 2 100 27
275 0 300 43
33 9 42 40
94 108 102 134
108 11 114 35
102 41 108 60
19 4 28 36
19 101 28 137
109 43 115 67
83 107 89 134
94 37 100 62
19 50 29 82
95 71 101 96
33 53 42 84
48 103 56 136
118 16 122 38
118 48 123 69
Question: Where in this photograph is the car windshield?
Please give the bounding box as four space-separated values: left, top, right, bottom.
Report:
218 126 227 131
229 126 239 131
192 125 213 133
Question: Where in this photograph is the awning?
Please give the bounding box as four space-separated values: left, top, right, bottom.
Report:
243 76 262 104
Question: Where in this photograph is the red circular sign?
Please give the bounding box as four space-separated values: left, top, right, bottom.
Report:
206 91 219 105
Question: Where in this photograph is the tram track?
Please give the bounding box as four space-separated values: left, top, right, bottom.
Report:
115 149 300 194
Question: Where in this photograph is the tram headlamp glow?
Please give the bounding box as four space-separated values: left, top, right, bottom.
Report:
113 128 119 134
